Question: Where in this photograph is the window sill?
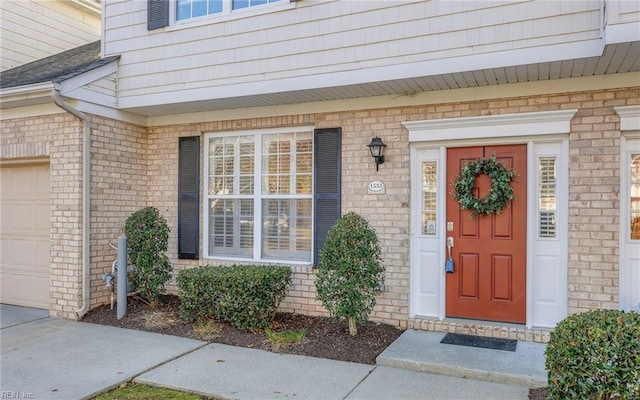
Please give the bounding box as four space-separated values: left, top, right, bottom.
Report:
203 255 313 267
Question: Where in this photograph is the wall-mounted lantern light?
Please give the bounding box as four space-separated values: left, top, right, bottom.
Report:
367 136 386 171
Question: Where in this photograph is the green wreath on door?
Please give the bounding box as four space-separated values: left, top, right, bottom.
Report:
452 154 517 218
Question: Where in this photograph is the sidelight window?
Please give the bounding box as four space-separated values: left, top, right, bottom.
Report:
630 153 640 240
421 161 438 236
538 157 557 238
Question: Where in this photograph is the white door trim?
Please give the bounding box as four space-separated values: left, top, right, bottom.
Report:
404 110 578 142
406 110 576 328
615 105 640 311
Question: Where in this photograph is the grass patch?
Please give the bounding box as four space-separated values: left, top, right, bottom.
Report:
93 382 214 399
265 328 307 345
192 319 223 341
140 311 179 330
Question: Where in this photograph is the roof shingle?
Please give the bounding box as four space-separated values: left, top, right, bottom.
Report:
1 41 119 89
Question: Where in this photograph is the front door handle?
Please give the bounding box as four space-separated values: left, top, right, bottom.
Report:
445 237 454 273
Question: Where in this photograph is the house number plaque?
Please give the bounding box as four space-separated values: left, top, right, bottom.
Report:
368 180 385 194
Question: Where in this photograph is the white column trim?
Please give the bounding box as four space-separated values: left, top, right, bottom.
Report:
615 105 640 132
526 142 535 328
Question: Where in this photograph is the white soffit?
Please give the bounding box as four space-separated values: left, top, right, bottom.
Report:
403 110 579 142
615 105 640 131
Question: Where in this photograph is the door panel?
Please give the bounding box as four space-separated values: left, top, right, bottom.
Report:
0 163 50 309
492 255 512 301
446 145 526 323
459 253 479 298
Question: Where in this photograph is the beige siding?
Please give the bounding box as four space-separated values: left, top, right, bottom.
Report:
1 0 101 71
608 0 640 24
104 0 602 99
85 73 118 98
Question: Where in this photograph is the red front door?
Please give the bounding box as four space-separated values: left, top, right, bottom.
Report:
445 145 527 324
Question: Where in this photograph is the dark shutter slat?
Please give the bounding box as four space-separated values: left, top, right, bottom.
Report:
148 0 169 30
313 128 341 266
178 137 199 259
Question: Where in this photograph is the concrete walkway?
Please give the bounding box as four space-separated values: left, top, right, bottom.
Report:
377 329 547 388
1 304 544 400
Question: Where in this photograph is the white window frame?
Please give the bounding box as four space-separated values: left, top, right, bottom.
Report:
203 126 315 264
170 0 295 27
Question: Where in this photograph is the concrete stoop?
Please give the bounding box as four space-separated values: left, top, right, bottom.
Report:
376 329 547 388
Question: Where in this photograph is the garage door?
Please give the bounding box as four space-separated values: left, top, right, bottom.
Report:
1 162 50 309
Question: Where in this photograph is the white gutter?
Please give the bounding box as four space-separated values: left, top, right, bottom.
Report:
0 81 54 97
51 87 91 319
0 82 54 110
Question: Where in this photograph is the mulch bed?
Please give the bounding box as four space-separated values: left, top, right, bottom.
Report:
81 294 403 365
81 295 548 399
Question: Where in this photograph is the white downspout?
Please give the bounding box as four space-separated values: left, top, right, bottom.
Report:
51 87 91 319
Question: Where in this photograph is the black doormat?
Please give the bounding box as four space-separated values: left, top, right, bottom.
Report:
440 333 517 352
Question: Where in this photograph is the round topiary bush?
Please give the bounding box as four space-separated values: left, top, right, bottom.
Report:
314 212 384 336
123 206 172 305
545 309 640 400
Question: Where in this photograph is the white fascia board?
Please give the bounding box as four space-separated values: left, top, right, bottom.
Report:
119 38 605 110
403 110 578 142
605 21 640 44
615 105 640 131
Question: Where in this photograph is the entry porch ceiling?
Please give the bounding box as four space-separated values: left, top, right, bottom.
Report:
123 42 640 117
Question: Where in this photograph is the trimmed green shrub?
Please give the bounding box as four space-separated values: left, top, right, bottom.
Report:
315 212 385 336
177 265 292 330
123 207 172 304
545 309 640 400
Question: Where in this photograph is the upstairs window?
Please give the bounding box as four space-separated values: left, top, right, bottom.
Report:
177 0 283 20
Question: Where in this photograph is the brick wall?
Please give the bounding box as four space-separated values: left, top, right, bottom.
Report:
89 116 148 308
141 86 638 340
2 85 638 334
566 89 639 314
1 112 84 318
1 113 148 319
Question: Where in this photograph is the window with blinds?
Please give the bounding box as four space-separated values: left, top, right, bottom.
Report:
261 132 313 260
208 135 255 257
205 129 317 261
538 157 557 238
422 161 437 236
